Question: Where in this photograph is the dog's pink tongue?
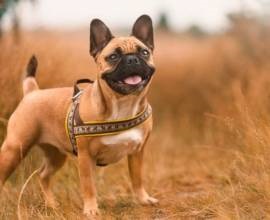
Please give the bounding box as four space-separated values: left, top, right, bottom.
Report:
123 75 142 85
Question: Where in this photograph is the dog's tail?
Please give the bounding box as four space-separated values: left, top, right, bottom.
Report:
23 55 39 96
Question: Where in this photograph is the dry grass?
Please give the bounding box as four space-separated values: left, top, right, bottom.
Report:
1 23 270 219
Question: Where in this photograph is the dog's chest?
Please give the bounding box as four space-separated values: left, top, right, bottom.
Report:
101 128 143 145
96 128 144 164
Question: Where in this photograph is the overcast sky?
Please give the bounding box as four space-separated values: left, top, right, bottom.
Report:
3 0 267 32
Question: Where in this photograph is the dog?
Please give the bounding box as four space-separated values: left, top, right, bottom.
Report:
0 15 157 217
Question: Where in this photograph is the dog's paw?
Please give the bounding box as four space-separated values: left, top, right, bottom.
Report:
83 208 100 219
83 202 100 219
138 195 159 205
134 188 159 206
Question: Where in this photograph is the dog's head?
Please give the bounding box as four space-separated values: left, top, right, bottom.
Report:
90 15 155 96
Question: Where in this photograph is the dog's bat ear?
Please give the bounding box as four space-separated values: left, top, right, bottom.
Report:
90 19 114 57
132 15 154 51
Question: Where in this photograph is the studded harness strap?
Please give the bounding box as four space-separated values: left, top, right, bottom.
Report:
65 79 152 156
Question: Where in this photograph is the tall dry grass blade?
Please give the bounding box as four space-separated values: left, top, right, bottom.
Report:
17 168 40 220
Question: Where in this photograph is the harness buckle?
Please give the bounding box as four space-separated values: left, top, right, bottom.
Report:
72 90 83 101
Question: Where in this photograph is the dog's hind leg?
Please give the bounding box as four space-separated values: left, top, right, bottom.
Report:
39 144 66 208
0 137 32 192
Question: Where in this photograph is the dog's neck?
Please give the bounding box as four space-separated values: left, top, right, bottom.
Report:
79 80 148 121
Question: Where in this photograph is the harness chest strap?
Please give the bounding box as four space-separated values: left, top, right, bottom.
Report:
65 90 152 156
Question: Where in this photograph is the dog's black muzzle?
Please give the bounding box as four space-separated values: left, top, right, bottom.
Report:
101 54 155 95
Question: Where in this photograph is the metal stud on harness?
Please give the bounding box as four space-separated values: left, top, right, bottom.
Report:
65 79 152 156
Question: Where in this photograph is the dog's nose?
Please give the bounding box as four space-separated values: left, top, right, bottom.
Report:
125 55 140 65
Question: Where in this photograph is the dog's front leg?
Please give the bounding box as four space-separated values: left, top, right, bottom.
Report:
128 146 159 205
77 140 99 217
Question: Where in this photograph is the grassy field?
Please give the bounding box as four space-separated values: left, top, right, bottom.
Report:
1 24 270 219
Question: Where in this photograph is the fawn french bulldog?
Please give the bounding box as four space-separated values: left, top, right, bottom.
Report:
0 15 157 217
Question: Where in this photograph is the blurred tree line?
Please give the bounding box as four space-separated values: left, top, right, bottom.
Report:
227 0 270 67
157 0 270 38
157 11 206 37
0 0 36 41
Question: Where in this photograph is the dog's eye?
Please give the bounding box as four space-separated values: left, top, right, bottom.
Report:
141 49 150 57
108 53 119 61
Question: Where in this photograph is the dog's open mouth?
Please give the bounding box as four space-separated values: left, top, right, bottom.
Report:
122 75 142 85
104 73 152 95
117 74 151 86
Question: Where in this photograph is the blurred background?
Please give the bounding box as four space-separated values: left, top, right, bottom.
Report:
1 0 270 219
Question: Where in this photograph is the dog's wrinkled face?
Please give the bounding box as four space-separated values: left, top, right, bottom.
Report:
89 15 155 95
